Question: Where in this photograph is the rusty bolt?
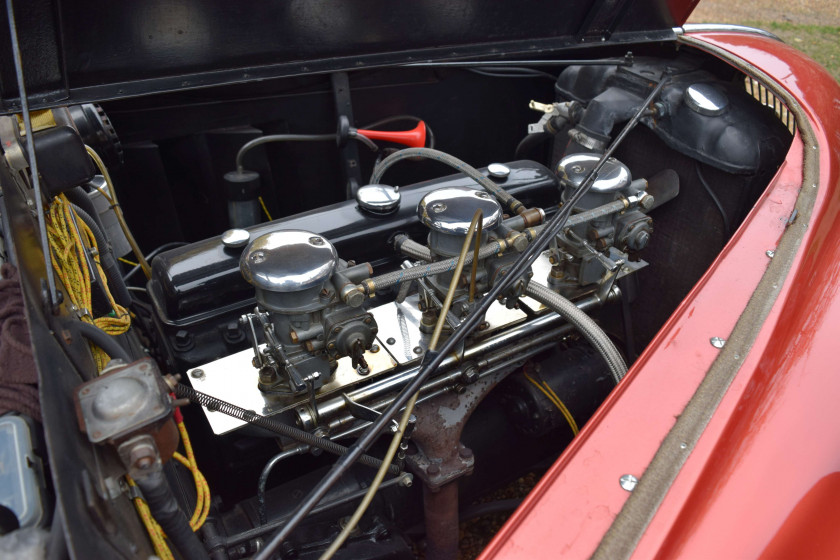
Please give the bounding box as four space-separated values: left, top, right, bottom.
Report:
328 343 336 351
459 447 474 460
427 464 440 476
363 316 372 325
60 329 73 344
478 321 490 331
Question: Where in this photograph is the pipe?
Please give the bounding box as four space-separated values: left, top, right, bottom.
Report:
74 320 132 363
257 446 309 526
423 483 459 560
174 384 399 475
369 147 527 216
134 469 209 560
524 282 626 383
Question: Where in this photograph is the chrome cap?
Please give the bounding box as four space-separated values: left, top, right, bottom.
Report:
557 153 631 194
357 184 400 215
487 163 511 179
240 230 337 292
221 228 251 248
417 187 502 234
684 83 729 117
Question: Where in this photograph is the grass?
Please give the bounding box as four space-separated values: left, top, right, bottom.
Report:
745 21 840 81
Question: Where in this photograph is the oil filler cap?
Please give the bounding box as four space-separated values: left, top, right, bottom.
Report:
684 83 729 117
357 184 400 215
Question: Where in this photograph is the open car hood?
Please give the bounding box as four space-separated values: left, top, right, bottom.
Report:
1 0 698 113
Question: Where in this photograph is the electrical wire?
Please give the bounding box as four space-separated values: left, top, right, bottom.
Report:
127 476 175 560
319 210 483 560
118 257 139 267
255 79 668 560
257 196 273 221
85 146 152 279
523 371 579 435
123 242 189 282
47 194 131 370
695 162 731 240
175 409 211 531
235 133 378 173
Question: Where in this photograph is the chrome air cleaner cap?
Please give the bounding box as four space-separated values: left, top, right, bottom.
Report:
684 83 729 117
417 186 502 234
557 153 631 194
240 230 337 293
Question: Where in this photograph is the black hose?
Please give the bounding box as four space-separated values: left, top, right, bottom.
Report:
515 132 552 159
73 320 132 363
695 162 731 240
64 187 105 233
135 470 209 560
68 203 132 307
174 384 399 475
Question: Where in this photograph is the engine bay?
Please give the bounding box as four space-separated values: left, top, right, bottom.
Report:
0 42 793 560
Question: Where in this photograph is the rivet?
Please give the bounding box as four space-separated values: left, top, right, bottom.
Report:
619 474 638 492
386 337 396 345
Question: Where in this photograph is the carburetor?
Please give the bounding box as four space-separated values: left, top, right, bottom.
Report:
239 230 377 395
550 153 653 296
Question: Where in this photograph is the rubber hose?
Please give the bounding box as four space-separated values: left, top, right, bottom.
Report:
370 147 525 215
515 132 552 159
524 282 627 383
135 470 209 560
68 203 132 307
64 187 105 233
73 320 132 363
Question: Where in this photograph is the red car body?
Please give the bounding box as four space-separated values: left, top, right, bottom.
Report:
481 30 840 560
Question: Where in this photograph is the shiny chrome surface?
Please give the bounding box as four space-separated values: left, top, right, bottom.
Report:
684 83 729 116
221 228 251 249
356 184 401 215
487 162 511 178
557 153 631 193
417 186 502 234
679 24 782 42
240 230 338 293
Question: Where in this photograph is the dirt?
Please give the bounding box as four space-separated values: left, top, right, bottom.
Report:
689 0 840 27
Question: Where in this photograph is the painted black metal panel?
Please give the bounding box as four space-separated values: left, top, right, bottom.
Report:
0 0 678 112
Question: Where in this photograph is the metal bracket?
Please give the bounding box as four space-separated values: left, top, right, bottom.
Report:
331 72 363 199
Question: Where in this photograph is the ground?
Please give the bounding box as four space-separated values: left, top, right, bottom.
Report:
689 0 840 80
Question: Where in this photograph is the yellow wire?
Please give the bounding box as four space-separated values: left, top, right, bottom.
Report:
118 257 139 266
47 194 131 371
258 195 273 221
127 476 175 560
175 418 211 530
523 372 579 435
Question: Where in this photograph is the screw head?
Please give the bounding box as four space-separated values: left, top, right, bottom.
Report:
191 369 205 379
766 250 775 258
370 344 380 353
251 250 266 264
413 346 423 355
619 474 639 492
710 337 726 349
386 337 396 345
309 236 324 246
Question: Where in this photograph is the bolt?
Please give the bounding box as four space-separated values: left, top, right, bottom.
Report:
289 330 299 343
427 464 440 476
619 474 639 492
680 442 688 450
413 346 423 355
386 337 396 345
430 202 447 213
190 369 205 379
363 316 372 325
309 236 324 246
710 337 726 349
766 250 775 258
459 447 474 460
371 344 380 353
357 365 370 376
305 341 315 352
251 250 266 264
478 321 490 331
174 329 192 347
